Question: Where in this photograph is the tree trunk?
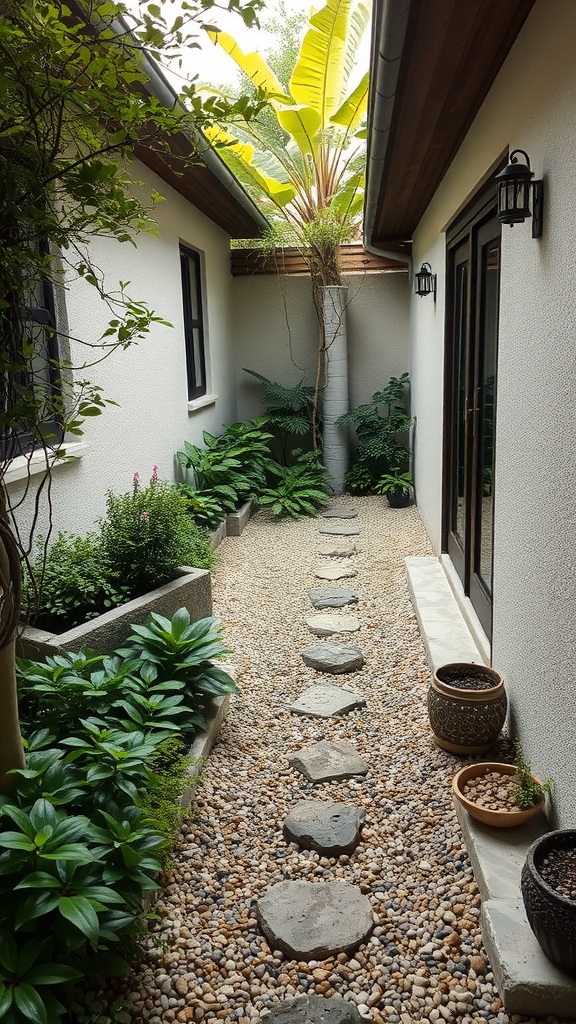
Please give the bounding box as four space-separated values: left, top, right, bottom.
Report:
322 285 350 493
0 638 25 794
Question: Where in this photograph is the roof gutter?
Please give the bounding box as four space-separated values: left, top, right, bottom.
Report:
75 3 270 236
363 0 412 267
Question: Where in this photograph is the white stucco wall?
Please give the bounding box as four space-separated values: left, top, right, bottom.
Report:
8 159 238 539
410 0 576 826
231 271 410 424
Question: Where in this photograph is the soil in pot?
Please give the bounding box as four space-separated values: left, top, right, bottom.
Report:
428 662 507 755
522 830 576 978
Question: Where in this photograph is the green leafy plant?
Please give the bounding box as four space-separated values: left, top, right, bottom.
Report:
511 739 553 810
176 418 274 511
0 934 80 1024
100 469 214 597
374 468 413 498
140 738 198 868
258 450 331 517
176 485 227 531
22 533 129 632
338 374 412 493
244 370 318 459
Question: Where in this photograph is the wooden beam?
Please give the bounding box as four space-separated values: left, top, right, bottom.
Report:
231 243 411 276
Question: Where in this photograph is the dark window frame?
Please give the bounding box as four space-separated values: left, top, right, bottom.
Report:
179 244 207 401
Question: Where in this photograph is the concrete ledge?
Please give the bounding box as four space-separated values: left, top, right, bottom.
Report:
180 693 230 808
405 556 486 669
19 566 212 657
226 499 254 537
455 799 576 1016
482 899 576 1017
210 520 227 550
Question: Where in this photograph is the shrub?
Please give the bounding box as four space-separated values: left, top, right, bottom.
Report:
22 532 129 631
258 449 331 517
338 374 412 493
99 468 214 596
176 418 274 513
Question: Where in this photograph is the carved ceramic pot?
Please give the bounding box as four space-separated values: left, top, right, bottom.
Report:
521 830 576 978
427 662 506 755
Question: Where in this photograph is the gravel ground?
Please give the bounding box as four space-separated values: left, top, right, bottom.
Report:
123 497 568 1024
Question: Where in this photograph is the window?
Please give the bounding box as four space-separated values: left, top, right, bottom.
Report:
1 261 63 463
180 245 207 400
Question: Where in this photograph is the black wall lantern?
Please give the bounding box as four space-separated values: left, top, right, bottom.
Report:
495 150 544 237
414 262 436 299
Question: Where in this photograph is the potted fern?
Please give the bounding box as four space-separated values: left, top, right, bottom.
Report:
375 467 413 507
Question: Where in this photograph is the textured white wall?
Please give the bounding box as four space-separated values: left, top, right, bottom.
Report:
411 0 576 826
231 271 410 423
8 159 237 539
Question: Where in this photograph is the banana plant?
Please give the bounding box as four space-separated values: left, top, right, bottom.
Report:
204 0 370 490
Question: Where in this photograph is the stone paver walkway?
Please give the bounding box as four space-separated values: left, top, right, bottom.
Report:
122 496 570 1024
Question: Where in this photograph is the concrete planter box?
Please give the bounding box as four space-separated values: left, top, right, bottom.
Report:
19 565 212 658
226 499 254 537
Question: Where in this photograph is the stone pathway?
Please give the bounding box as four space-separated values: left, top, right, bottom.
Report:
121 496 567 1024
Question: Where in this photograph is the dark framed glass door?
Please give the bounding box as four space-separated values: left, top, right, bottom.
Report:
443 191 501 639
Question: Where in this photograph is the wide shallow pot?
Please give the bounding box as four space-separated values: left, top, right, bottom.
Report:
521 830 576 977
453 762 545 828
428 662 506 754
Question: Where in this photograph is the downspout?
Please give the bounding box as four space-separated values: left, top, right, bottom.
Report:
363 0 413 274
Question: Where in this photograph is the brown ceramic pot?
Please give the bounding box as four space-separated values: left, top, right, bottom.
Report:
452 762 545 828
427 662 506 754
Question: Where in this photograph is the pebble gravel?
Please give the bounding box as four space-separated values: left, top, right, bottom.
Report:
121 497 569 1024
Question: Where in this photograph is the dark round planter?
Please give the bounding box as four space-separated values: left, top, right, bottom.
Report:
427 662 507 754
521 830 576 978
386 489 412 508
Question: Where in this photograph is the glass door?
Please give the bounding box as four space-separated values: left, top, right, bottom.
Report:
444 196 501 640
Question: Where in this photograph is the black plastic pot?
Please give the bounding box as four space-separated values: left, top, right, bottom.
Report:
386 489 412 508
521 829 576 977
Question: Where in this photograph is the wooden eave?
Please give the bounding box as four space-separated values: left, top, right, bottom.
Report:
134 137 265 240
368 0 536 245
231 242 411 277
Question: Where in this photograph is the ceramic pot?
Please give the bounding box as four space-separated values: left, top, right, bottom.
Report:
521 830 576 978
452 762 545 828
427 662 506 754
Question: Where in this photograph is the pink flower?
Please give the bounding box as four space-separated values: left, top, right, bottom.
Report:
133 471 140 480
150 464 159 484
140 512 149 522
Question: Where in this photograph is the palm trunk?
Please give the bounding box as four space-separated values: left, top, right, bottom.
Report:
321 284 350 493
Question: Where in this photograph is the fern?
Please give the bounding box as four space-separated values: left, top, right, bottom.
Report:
338 374 412 493
244 369 318 459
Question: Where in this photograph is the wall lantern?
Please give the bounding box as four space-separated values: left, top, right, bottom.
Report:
495 150 544 237
414 262 436 298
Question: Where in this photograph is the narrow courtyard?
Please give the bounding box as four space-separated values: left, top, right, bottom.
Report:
125 497 566 1024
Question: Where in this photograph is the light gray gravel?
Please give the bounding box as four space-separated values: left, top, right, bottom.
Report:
122 496 568 1024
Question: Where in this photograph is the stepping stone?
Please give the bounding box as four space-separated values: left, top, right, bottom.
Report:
322 508 358 519
283 799 366 855
264 994 366 1022
309 587 358 608
313 564 357 581
301 642 364 673
288 739 369 782
305 613 360 636
318 524 360 536
318 541 356 558
256 880 374 960
290 683 366 718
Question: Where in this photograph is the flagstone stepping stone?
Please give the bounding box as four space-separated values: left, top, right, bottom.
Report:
301 642 363 673
288 739 369 782
283 799 366 854
290 683 366 718
256 880 374 960
322 508 358 519
309 587 358 608
264 994 366 1023
318 540 356 557
313 564 357 581
318 524 360 537
305 613 360 636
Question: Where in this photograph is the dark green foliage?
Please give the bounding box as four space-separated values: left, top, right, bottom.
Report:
22 533 129 632
373 468 413 499
244 370 318 460
100 471 214 596
176 485 226 531
6 608 233 1023
176 418 274 514
257 450 330 518
339 374 412 493
23 473 214 632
